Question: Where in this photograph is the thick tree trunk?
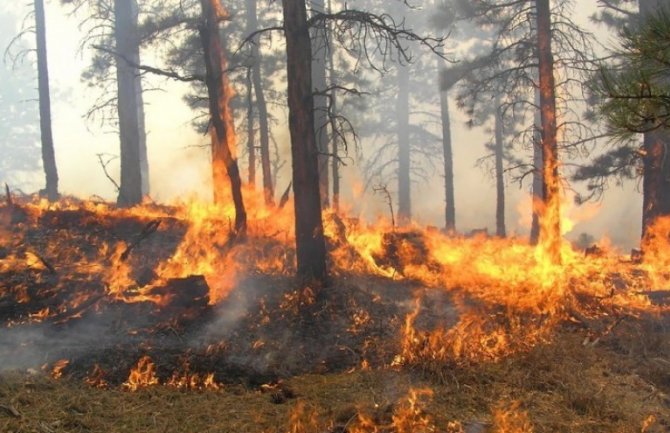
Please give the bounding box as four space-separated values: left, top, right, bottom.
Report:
34 0 59 202
246 68 256 188
535 0 561 262
640 0 670 239
282 0 328 285
397 64 411 225
311 0 330 208
439 67 455 233
114 0 146 207
199 0 247 234
494 95 506 238
246 0 274 205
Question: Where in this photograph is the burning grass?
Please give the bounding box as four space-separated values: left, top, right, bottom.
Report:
1 192 670 431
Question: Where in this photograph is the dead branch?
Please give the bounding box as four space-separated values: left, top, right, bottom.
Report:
93 45 205 82
120 220 161 262
53 293 106 325
96 153 120 192
373 184 395 228
4 183 11 206
32 250 57 274
279 182 292 210
0 403 21 418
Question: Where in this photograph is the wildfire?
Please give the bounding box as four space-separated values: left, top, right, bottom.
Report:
2 189 668 374
122 355 159 391
50 359 69 379
491 401 534 433
167 371 220 391
85 364 109 389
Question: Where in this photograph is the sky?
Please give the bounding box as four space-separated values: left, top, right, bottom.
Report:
0 1 644 250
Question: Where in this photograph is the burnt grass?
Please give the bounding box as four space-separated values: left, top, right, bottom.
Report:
1 200 670 432
0 200 440 386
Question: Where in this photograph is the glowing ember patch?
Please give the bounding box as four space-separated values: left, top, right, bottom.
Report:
85 364 108 389
28 307 50 322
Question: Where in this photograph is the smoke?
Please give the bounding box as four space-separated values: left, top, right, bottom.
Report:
0 1 647 251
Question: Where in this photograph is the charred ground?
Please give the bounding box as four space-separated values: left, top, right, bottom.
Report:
0 197 669 432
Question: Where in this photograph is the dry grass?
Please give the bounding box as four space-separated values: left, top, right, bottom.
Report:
1 325 668 433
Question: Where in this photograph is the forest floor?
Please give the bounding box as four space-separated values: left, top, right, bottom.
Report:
1 324 669 433
0 198 669 432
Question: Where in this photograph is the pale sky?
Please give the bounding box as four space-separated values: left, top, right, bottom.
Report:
0 1 644 250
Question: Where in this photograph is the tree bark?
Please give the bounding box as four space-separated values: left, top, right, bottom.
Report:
311 0 330 208
639 0 670 240
246 67 256 188
535 0 561 262
34 0 59 202
327 0 339 212
138 72 149 196
246 0 274 205
199 0 247 234
439 66 455 233
114 0 146 207
397 64 411 225
530 86 543 244
282 0 328 285
494 95 506 237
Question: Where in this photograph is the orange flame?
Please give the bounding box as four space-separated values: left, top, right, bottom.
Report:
50 359 69 379
123 355 159 391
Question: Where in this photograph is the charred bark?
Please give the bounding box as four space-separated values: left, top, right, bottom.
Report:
282 0 328 285
311 0 330 208
640 0 670 239
114 0 145 207
34 0 59 202
397 64 411 225
199 0 247 234
494 95 506 238
246 0 274 206
535 0 561 262
439 67 455 233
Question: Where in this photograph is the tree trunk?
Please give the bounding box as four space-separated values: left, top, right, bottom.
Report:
246 67 256 188
246 0 274 205
530 87 543 244
327 0 339 212
397 64 411 225
34 0 59 202
535 0 561 262
199 0 247 234
138 76 149 196
114 0 145 207
282 0 328 285
439 67 455 233
494 95 506 237
311 0 330 208
640 0 670 240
